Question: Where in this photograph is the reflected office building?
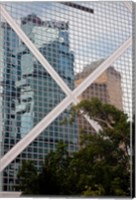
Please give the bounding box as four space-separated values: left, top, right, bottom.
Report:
75 59 123 110
0 22 19 191
0 22 19 151
2 14 78 191
75 59 123 134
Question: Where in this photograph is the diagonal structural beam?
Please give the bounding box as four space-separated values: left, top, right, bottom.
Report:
0 4 100 132
0 36 132 172
72 38 132 98
124 1 132 12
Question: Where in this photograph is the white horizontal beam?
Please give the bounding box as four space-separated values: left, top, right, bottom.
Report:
0 36 132 172
0 4 100 132
0 192 21 197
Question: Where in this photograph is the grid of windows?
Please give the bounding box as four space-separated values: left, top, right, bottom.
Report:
0 2 132 191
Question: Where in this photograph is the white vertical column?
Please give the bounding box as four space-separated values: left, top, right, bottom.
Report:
0 8 3 191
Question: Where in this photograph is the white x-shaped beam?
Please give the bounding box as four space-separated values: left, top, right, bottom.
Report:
0 4 132 172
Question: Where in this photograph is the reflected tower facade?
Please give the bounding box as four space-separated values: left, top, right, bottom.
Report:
2 14 78 191
15 14 78 157
0 22 19 191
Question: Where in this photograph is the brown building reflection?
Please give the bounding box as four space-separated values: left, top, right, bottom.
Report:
75 59 123 137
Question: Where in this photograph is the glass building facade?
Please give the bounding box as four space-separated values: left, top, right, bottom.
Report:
0 1 132 193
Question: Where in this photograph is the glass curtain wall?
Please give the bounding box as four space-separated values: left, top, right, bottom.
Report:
0 1 132 191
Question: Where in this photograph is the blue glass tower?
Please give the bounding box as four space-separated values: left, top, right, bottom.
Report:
14 14 77 167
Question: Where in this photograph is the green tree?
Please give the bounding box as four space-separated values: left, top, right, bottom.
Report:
16 98 130 196
16 141 71 195
66 98 130 196
37 141 71 195
16 160 39 195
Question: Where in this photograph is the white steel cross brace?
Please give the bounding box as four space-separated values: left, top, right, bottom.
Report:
0 36 132 172
0 4 132 172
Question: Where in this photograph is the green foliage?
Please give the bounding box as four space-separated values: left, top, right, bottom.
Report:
82 185 105 196
16 98 130 196
37 141 71 195
15 160 39 195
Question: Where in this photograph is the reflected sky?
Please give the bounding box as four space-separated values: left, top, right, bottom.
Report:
2 1 132 62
